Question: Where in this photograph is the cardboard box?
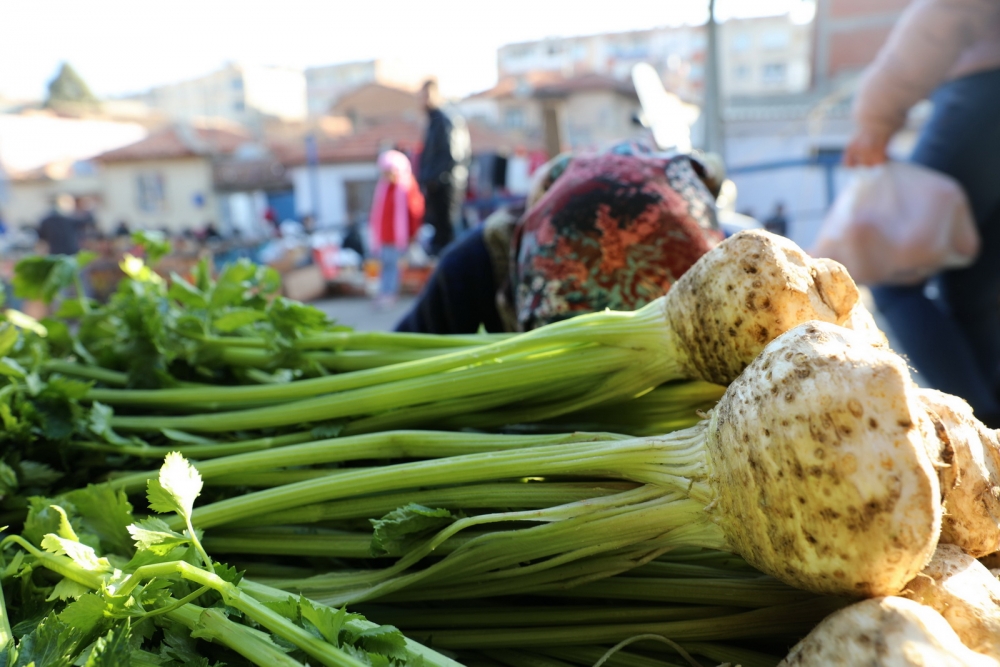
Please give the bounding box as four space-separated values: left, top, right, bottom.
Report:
282 264 327 302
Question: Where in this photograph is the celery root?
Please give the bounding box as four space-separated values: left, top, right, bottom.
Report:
175 321 941 599
902 544 1000 659
917 389 1000 557
779 597 1000 667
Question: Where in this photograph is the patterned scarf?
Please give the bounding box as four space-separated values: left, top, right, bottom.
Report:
510 145 723 331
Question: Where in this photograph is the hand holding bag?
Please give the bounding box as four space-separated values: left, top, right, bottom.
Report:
812 162 979 285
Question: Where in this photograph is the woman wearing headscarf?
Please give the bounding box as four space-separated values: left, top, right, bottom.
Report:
395 141 723 333
370 150 424 306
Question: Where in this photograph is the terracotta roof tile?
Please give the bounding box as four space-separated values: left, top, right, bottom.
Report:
279 119 540 166
96 125 251 162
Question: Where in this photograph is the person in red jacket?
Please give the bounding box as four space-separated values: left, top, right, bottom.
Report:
369 150 425 306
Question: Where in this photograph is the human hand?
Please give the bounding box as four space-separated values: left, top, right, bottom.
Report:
843 128 891 167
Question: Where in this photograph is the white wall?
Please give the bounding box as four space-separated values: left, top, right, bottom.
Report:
101 157 218 233
290 162 379 228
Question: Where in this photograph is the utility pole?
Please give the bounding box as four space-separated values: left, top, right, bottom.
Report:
703 0 725 158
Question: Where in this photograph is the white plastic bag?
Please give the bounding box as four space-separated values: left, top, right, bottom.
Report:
812 162 979 285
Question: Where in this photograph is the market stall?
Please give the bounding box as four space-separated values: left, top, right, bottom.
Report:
0 230 994 666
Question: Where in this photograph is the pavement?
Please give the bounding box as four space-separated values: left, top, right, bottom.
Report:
312 295 416 331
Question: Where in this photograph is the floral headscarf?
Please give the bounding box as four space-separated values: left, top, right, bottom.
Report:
510 143 723 330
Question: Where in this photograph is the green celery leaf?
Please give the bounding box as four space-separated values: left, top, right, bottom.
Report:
370 504 457 557
14 614 86 667
0 358 26 379
268 298 329 339
300 598 346 645
13 256 71 303
132 231 172 265
58 593 107 637
88 402 141 448
158 619 202 664
24 497 63 545
349 624 409 661
146 452 202 520
0 462 18 500
54 299 85 319
263 597 300 623
212 561 243 586
43 375 93 400
84 621 132 667
127 518 189 555
46 578 91 602
65 485 135 555
212 309 267 333
18 461 64 488
167 276 208 309
0 324 18 357
209 261 258 309
40 534 113 573
51 505 80 541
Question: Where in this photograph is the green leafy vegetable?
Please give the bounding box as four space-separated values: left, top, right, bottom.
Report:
370 504 457 556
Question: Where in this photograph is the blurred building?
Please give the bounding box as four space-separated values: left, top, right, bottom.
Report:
0 112 148 227
305 59 432 117
329 83 425 131
460 73 643 154
127 63 307 125
813 0 910 90
95 122 253 234
497 15 813 103
720 14 812 97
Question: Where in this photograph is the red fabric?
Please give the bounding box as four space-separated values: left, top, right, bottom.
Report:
381 183 398 245
407 180 425 237
379 182 424 246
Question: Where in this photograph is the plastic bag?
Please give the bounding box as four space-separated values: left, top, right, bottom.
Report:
812 162 979 285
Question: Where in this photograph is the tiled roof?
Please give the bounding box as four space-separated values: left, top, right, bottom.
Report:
96 125 251 162
534 73 637 99
465 72 566 101
278 119 541 166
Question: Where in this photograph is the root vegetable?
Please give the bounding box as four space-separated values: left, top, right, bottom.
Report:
172 321 941 599
707 321 941 596
917 389 1000 557
779 597 1000 667
902 544 1000 659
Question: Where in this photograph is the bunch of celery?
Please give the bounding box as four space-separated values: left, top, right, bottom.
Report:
81 230 860 443
0 452 457 667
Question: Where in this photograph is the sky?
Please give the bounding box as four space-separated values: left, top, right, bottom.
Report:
0 0 812 101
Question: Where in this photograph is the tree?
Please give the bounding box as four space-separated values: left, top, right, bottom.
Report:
45 62 98 108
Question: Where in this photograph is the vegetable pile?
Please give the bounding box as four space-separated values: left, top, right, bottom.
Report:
0 229 997 666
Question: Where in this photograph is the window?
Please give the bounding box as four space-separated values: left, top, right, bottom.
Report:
731 33 751 52
504 108 525 129
136 172 166 213
761 29 791 50
506 45 534 59
231 77 244 91
233 99 245 112
762 63 787 83
733 65 751 81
